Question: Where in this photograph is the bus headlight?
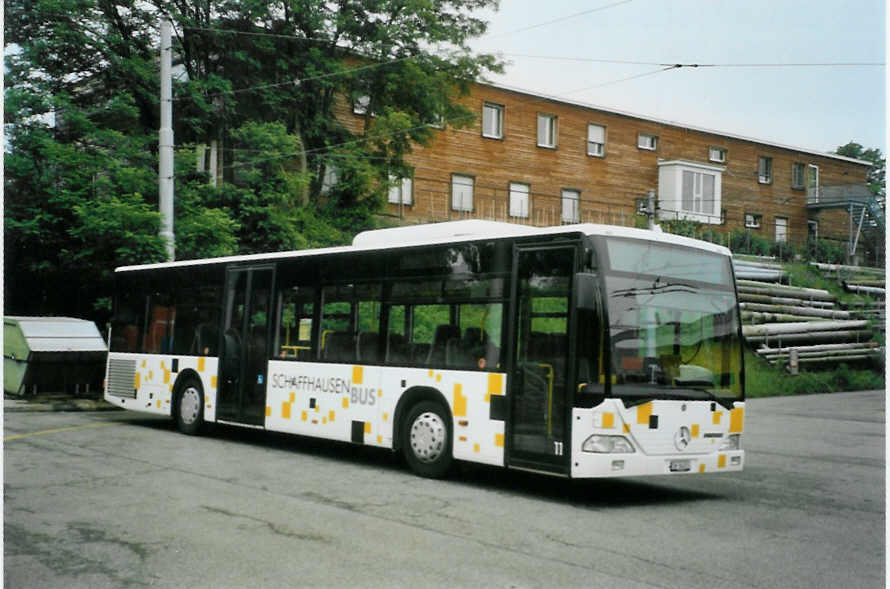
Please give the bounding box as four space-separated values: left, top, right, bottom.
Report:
719 434 741 451
582 435 635 453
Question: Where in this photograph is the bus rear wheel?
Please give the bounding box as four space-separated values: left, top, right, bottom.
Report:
175 378 204 435
402 401 453 478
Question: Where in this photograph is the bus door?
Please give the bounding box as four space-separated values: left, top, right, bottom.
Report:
508 245 577 474
218 265 275 426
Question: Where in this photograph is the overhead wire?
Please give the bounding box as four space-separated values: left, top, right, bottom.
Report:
210 64 681 172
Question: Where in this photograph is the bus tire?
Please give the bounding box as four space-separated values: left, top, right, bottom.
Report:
174 377 204 435
401 401 453 478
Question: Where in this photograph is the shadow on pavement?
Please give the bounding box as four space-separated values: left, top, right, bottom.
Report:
118 416 722 507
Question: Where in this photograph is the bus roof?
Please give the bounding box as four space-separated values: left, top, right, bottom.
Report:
115 221 731 273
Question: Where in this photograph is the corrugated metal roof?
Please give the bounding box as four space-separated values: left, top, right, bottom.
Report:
4 317 107 353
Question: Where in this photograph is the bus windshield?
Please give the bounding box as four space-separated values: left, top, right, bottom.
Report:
602 237 743 403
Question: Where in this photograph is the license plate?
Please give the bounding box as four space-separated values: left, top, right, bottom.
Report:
669 459 691 472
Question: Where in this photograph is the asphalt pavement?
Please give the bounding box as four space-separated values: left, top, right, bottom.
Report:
4 390 885 588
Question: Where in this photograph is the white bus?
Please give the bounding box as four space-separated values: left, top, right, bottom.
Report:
105 220 745 478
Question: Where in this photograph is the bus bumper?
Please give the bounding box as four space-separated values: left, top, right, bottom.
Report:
571 449 745 478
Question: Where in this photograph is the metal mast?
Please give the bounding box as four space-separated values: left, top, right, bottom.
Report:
159 17 175 261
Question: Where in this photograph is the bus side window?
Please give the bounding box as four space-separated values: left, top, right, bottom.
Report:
277 286 315 360
412 304 450 364
457 302 503 370
385 305 408 364
320 285 353 361
144 293 175 354
355 283 382 364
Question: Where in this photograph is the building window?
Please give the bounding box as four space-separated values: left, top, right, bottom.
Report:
509 182 530 218
321 164 339 195
709 146 727 163
808 219 819 241
482 102 503 139
637 133 658 150
561 189 580 223
745 213 762 229
681 170 717 217
792 162 805 189
428 113 445 129
388 174 413 205
775 217 788 243
587 124 606 157
656 160 724 225
807 164 820 201
537 114 557 148
451 174 474 212
353 94 371 115
758 156 773 184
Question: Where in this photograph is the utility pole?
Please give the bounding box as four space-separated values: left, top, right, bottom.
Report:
647 189 657 230
159 17 175 261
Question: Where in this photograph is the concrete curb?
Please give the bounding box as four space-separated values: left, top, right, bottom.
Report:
4 398 123 413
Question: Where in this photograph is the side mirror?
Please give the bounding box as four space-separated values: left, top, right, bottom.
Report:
574 272 601 312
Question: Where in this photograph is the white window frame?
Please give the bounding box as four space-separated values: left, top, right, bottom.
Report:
561 189 580 224
482 102 504 139
792 162 805 189
451 174 474 212
656 160 724 225
321 164 339 195
637 133 658 151
807 164 820 201
745 213 762 229
353 94 371 115
537 113 557 148
680 170 717 217
508 182 530 218
587 124 606 157
758 156 773 184
775 216 788 243
388 174 413 206
708 146 727 163
808 219 819 241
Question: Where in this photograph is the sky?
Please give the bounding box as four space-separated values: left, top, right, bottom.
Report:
467 0 886 155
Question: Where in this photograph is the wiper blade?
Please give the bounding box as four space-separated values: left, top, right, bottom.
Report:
611 282 696 297
671 386 735 410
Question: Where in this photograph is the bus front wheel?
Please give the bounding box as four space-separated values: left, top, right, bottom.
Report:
401 401 453 478
175 378 204 435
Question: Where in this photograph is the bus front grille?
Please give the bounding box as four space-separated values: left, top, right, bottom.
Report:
107 358 137 398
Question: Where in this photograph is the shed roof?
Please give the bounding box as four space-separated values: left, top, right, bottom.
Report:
4 316 107 353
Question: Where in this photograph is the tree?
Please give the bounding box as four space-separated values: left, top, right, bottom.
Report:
5 0 501 324
835 141 885 208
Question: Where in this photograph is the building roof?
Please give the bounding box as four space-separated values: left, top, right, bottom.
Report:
478 81 873 168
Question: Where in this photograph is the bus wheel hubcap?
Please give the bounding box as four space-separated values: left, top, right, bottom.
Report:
180 387 200 425
410 411 446 463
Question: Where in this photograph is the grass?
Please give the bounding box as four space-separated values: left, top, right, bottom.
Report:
784 261 878 307
744 348 885 398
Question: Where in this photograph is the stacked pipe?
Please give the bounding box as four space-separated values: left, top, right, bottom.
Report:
742 320 872 346
732 256 883 369
737 280 836 309
732 259 788 283
842 280 885 296
757 342 883 365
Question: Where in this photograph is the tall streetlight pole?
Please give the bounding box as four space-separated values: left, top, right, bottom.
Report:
159 17 175 261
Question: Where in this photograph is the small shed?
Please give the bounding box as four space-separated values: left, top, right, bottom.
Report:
4 316 108 396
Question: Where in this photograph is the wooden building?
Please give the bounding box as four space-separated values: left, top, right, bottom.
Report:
341 82 876 254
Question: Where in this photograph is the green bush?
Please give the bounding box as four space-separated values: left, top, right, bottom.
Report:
804 239 847 264
728 229 773 257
